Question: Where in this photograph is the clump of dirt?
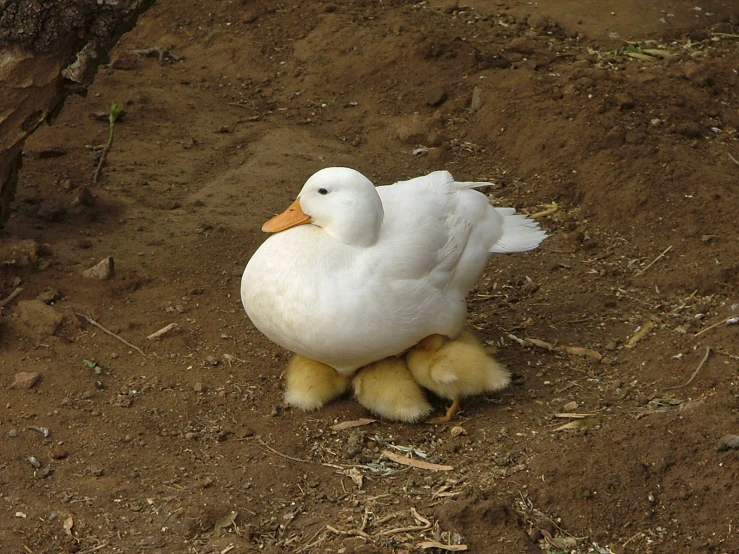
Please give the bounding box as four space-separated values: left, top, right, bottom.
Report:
1 1 738 553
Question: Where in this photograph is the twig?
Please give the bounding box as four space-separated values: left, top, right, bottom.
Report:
77 543 109 554
0 287 22 307
257 438 313 464
695 315 737 337
147 323 177 340
326 525 371 540
664 346 711 391
635 245 672 276
729 152 739 167
74 313 145 356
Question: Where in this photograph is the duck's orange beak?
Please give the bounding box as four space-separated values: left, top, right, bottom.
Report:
262 198 312 233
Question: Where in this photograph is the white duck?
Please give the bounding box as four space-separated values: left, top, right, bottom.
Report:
241 167 546 374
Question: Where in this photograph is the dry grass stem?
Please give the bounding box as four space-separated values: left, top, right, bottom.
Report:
74 313 145 356
694 315 737 337
0 286 22 307
381 450 453 471
664 346 711 391
635 245 673 276
147 323 177 340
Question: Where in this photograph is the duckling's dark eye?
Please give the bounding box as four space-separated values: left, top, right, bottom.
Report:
318 188 329 195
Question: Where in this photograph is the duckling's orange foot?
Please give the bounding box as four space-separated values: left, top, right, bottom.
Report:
426 397 461 424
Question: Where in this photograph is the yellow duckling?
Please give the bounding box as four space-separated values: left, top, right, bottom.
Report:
283 354 352 410
407 330 510 423
352 357 432 423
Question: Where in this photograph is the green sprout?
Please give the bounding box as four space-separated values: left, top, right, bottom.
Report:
92 100 124 185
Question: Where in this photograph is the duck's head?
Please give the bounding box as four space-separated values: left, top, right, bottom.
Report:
263 167 384 246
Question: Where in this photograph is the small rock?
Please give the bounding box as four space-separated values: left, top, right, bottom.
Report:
470 86 484 112
345 430 365 458
37 205 67 222
506 36 535 55
701 235 713 243
8 429 18 438
71 187 95 208
425 86 448 107
0 239 40 267
11 371 42 389
88 467 104 477
83 256 115 279
412 147 429 157
604 341 617 351
28 456 42 468
193 382 205 393
38 467 54 478
562 401 578 412
678 122 702 139
602 127 625 148
615 93 636 110
203 356 219 367
51 447 68 460
36 287 61 305
717 434 739 451
450 426 467 437
109 51 138 70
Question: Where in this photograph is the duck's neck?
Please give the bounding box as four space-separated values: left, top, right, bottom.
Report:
325 195 384 247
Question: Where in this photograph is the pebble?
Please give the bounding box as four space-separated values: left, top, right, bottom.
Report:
470 86 484 112
37 205 67 222
425 86 448 107
36 287 61 304
71 186 95 208
51 447 68 460
83 256 115 279
717 434 739 451
8 429 18 438
89 467 104 477
506 36 535 55
11 371 42 390
28 456 42 468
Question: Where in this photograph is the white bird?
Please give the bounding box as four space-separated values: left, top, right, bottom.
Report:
241 167 546 374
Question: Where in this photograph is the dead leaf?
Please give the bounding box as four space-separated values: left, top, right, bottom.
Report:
554 417 599 431
381 450 453 471
418 541 468 551
331 418 376 431
346 467 364 489
553 413 595 419
63 515 74 537
559 346 602 360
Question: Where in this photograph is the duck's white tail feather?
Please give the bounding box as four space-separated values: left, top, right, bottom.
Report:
490 208 547 253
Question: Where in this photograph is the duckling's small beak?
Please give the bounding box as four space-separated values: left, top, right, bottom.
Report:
262 198 312 233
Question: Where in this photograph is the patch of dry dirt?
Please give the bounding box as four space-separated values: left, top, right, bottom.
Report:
1 1 738 553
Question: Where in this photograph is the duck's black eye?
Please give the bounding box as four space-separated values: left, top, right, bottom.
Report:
318 188 328 195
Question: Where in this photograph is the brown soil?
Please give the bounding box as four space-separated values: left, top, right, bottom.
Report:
2 1 738 553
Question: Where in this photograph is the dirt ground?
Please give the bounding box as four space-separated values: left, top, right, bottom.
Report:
2 1 739 553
